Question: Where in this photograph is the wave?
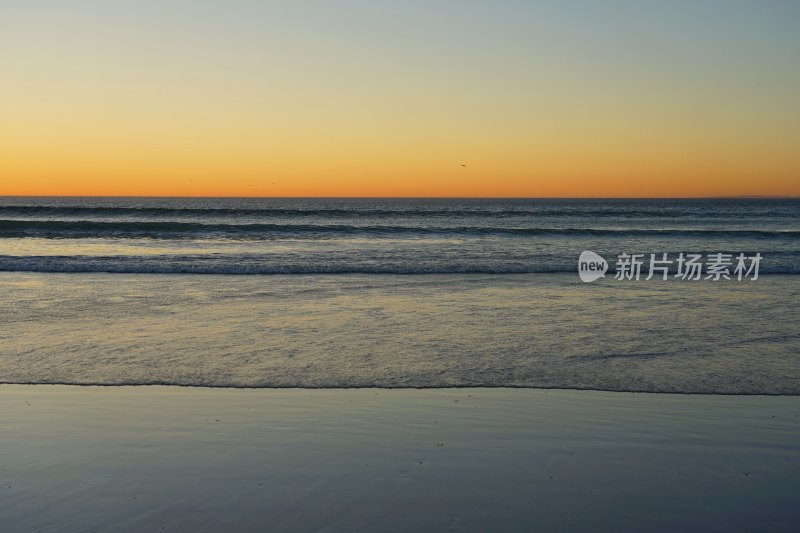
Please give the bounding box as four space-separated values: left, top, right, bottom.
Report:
1 255 797 275
1 219 799 239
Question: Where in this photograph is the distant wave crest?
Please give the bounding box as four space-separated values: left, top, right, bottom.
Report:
1 219 798 240
1 204 798 219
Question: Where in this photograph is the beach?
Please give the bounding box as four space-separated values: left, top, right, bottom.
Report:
2 385 799 532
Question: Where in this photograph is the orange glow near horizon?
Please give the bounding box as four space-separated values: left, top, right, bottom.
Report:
2 2 799 198
4 131 797 197
4 100 798 197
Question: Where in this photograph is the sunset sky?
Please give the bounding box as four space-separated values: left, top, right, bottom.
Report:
2 1 799 197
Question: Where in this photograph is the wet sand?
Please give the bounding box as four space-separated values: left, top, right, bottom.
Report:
1 385 799 532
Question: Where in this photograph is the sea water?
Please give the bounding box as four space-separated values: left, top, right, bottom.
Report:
1 198 798 393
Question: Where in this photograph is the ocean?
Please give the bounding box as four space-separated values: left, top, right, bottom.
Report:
1 197 798 393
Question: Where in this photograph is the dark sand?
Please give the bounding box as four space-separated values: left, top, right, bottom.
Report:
1 385 798 532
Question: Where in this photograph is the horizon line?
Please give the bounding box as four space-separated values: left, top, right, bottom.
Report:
0 195 798 200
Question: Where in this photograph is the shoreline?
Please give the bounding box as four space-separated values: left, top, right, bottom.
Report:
3 382 800 397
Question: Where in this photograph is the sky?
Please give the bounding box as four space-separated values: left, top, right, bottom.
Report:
2 0 799 197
